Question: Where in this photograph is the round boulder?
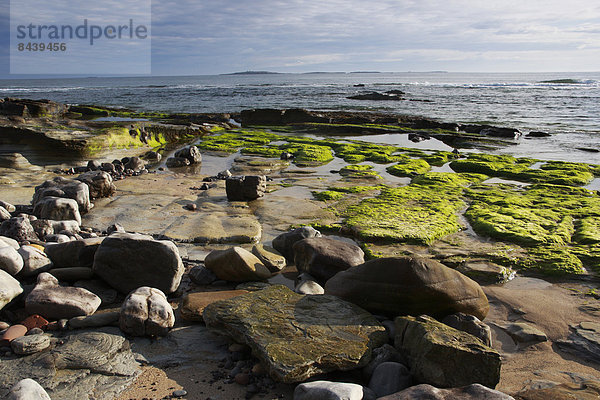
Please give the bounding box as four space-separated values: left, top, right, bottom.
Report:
293 237 364 283
119 286 174 337
324 256 489 320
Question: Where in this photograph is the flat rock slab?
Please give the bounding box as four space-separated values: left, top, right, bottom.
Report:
203 285 387 383
557 321 600 364
0 328 140 400
180 290 249 322
162 212 262 244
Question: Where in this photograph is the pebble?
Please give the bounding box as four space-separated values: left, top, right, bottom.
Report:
11 333 50 355
26 327 44 336
172 389 187 397
1 324 27 346
235 372 250 385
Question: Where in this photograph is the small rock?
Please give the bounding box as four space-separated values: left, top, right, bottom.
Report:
185 203 197 211
25 273 101 319
33 196 82 224
368 362 412 397
1 324 27 346
0 269 23 311
188 265 217 285
172 389 188 398
20 314 49 331
11 333 50 355
0 245 24 275
174 145 202 164
120 286 174 337
295 273 324 295
293 237 365 283
251 244 286 273
0 200 16 213
5 378 51 400
69 311 120 329
362 344 404 381
204 247 271 282
106 223 125 235
0 216 39 242
294 380 365 400
166 157 191 168
272 226 322 260
442 312 493 347
26 327 44 335
76 170 116 198
226 175 267 201
18 245 53 276
0 206 11 221
0 235 19 249
501 322 548 344
235 372 250 385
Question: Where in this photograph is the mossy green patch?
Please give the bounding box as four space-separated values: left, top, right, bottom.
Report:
339 164 382 179
312 190 346 201
341 172 479 245
574 217 600 244
386 158 431 177
451 153 594 186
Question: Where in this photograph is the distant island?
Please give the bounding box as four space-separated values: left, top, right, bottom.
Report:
221 71 281 75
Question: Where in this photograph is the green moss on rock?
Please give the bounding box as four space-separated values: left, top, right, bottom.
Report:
386 158 431 177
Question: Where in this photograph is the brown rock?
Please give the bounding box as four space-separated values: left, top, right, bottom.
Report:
204 247 271 282
20 315 49 332
1 324 27 346
325 256 489 320
180 290 249 322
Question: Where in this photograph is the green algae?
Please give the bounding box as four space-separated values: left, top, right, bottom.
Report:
574 217 600 244
386 158 431 177
422 151 457 167
451 154 594 186
341 172 481 245
312 190 346 201
339 164 382 179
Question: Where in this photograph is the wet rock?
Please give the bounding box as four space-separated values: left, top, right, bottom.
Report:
0 217 39 242
0 235 19 249
368 362 412 397
141 150 161 162
235 281 271 291
272 226 322 261
32 177 91 213
348 92 403 101
0 98 67 117
556 321 600 364
5 378 51 400
165 157 190 168
0 245 23 275
33 197 81 225
225 175 267 201
251 244 286 273
174 145 202 164
17 245 52 276
379 383 515 399
0 270 22 310
119 286 174 337
480 126 521 139
188 265 217 285
87 160 101 171
44 237 104 268
10 334 50 355
124 156 145 172
1 324 27 346
294 380 366 400
106 223 125 235
514 379 600 399
394 315 501 388
295 273 324 295
76 170 116 198
180 290 248 322
204 247 271 282
25 273 101 320
293 237 364 283
442 313 492 347
240 108 284 126
93 232 184 294
456 261 515 285
69 311 119 329
526 131 552 138
325 256 489 320
500 322 547 344
0 201 16 213
203 285 388 383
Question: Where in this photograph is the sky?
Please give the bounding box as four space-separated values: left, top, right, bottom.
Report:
1 0 599 76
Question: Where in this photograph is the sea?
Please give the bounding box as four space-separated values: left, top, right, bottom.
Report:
0 72 599 163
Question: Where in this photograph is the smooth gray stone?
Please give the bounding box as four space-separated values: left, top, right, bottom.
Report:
5 378 51 400
69 312 120 329
0 269 23 310
368 362 412 397
0 245 23 276
294 380 365 400
17 246 52 277
120 287 174 337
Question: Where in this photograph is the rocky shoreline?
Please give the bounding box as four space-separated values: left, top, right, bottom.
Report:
1 98 599 399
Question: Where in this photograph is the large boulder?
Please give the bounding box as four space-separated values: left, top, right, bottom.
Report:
203 285 388 383
33 197 81 225
92 232 184 294
394 315 501 388
17 245 52 276
225 175 267 201
204 247 271 282
76 170 116 199
293 237 365 283
378 384 514 399
0 98 67 118
272 226 322 260
0 245 23 275
25 273 101 319
174 145 202 164
44 237 104 268
32 177 91 213
325 256 489 320
119 286 174 337
0 217 39 242
0 269 22 310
